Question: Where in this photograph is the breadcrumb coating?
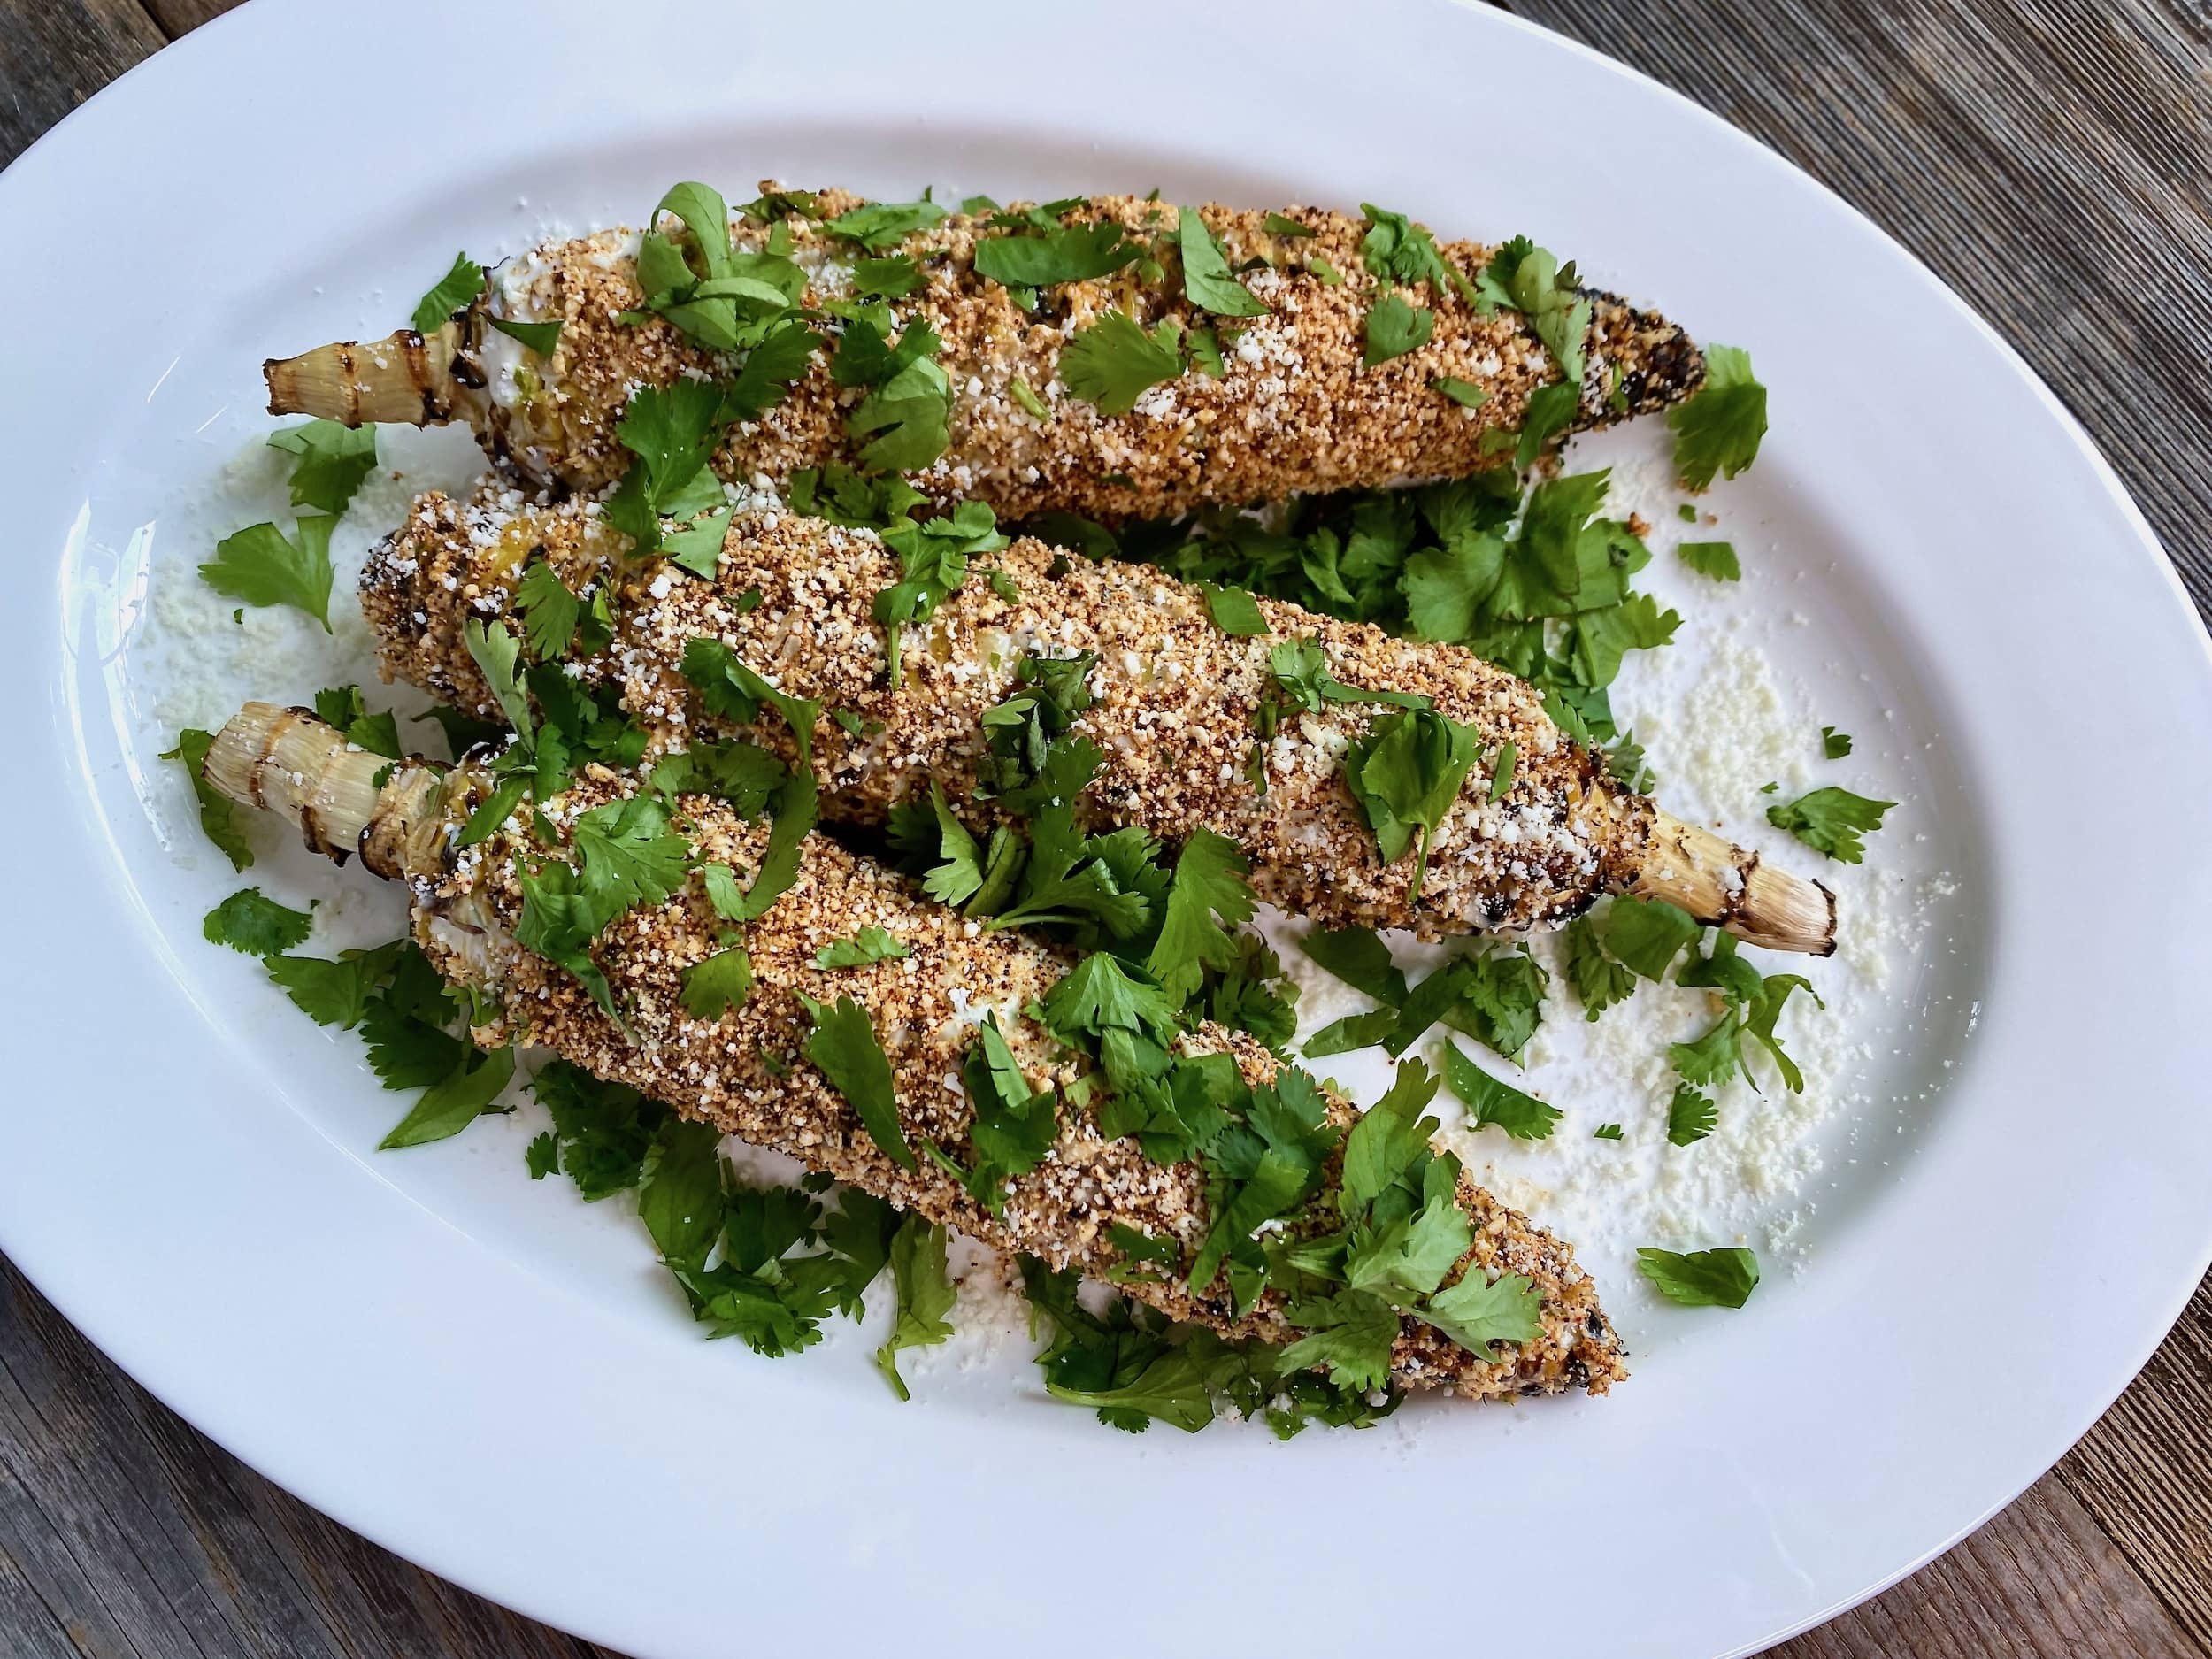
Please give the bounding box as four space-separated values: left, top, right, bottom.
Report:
409 761 1624 1399
412 189 1701 523
365 484 1656 941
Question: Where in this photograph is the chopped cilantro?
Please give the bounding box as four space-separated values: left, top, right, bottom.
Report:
1670 344 1769 488
1593 1122 1624 1140
814 926 909 969
485 313 563 356
1440 1043 1560 1141
1061 309 1184 414
823 196 947 251
875 1213 956 1399
410 250 483 332
1176 207 1267 317
1822 726 1854 759
801 994 913 1169
1476 237 1591 385
198 517 335 630
1186 327 1225 379
202 887 314 956
679 637 824 764
310 685 401 758
1308 254 1344 286
163 728 254 871
380 1045 517 1151
513 562 613 662
1562 913 1637 1020
974 218 1138 288
1263 211 1314 239
1361 292 1433 367
680 946 755 1021
627 182 810 353
524 1133 557 1179
1666 1085 1717 1147
1487 739 1517 803
263 940 406 1028
1637 1245 1760 1308
957 1013 1058 1211
1144 829 1256 1001
849 350 952 472
1678 540 1741 580
530 1060 666 1200
851 255 924 298
266 420 377 517
1343 707 1478 901
1279 1290 1399 1389
1515 380 1581 468
1198 581 1269 636
1358 204 1474 303
875 501 1007 672
1432 376 1488 409
1417 1270 1542 1354
787 463 926 530
1678 503 1699 523
1766 786 1893 863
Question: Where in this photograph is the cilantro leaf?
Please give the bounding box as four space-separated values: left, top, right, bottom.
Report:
852 256 924 298
1440 1042 1560 1141
380 1044 516 1150
1061 310 1184 414
1678 540 1741 580
1263 211 1315 239
959 1013 1058 1210
802 994 913 1170
875 1213 957 1399
679 638 823 765
1593 1122 1624 1140
638 1118 726 1271
1670 344 1769 489
267 420 378 517
787 462 926 530
1515 379 1581 469
1175 207 1266 318
264 940 406 1028
1433 376 1488 409
463 618 534 752
311 684 402 758
1637 1245 1760 1308
1766 786 1893 863
823 196 947 251
571 793 691 918
814 926 908 969
198 517 335 630
1302 1008 1398 1057
1359 205 1472 302
514 562 591 662
1477 237 1591 385
1145 828 1256 1001
849 352 952 472
1343 707 1478 900
203 887 313 957
1362 292 1434 367
1562 914 1636 1020
486 312 563 356
1278 1289 1399 1390
1417 1270 1541 1354
876 501 1007 672
975 218 1139 288
1299 926 1408 1006
411 250 484 332
1197 582 1269 637
531 1059 666 1201
1041 952 1182 1046
1603 895 1701 980
525 1132 558 1179
1822 726 1853 759
680 946 756 1021
163 728 254 871
1666 1085 1717 1147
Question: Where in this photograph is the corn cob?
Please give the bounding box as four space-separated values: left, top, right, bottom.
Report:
364 486 1836 954
200 702 1627 1400
265 188 1702 525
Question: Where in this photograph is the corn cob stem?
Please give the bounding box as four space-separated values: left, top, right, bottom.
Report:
196 703 1628 1401
263 322 479 430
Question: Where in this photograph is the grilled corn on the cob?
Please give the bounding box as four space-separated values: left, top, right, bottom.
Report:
200 702 1628 1400
265 188 1702 524
364 486 1836 954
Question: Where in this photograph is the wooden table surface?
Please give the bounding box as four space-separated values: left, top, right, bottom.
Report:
3 1 2208 1654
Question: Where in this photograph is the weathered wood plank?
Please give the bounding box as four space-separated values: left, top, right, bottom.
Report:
0 0 159 166
1509 0 2212 620
3 2 2209 1657
136 0 233 42
2059 1271 2212 1651
1770 1471 2200 1658
0 1260 618 1659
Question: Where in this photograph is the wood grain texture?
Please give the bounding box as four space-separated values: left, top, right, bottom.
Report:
0 0 2208 1656
0 0 160 164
